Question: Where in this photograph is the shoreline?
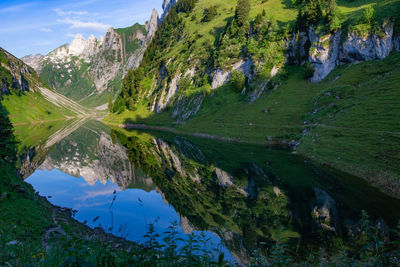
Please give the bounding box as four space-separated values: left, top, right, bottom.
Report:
104 121 400 200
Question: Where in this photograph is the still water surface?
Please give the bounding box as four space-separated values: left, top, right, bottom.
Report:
18 119 400 264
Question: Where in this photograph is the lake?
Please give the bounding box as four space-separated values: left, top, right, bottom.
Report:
17 119 400 265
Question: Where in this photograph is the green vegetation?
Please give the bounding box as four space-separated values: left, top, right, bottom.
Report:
110 128 400 265
106 0 400 198
40 59 98 105
107 53 400 198
1 91 74 125
0 47 77 124
115 23 146 56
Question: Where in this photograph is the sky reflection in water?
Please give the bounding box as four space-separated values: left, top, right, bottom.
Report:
26 169 228 259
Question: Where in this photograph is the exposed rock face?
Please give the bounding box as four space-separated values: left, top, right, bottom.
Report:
214 167 248 196
341 21 394 63
156 139 187 177
146 9 159 41
247 65 280 102
308 21 397 82
155 72 181 112
211 58 254 89
0 48 36 93
172 94 204 121
180 215 194 234
286 32 309 64
309 29 342 83
161 0 178 20
214 168 234 188
394 33 400 52
20 54 44 72
22 25 146 106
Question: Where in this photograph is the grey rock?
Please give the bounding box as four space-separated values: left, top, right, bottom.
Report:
309 28 342 83
211 58 253 89
21 54 44 72
172 94 204 121
146 9 159 41
340 21 394 63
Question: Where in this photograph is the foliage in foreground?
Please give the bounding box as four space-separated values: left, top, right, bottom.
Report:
1 213 400 266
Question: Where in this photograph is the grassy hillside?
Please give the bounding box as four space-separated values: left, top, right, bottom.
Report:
0 47 81 125
1 92 75 125
106 52 400 197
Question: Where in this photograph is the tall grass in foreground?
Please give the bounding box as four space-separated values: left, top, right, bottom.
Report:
1 211 400 266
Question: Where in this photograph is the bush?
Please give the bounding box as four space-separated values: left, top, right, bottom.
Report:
361 5 375 25
202 6 217 22
230 70 246 92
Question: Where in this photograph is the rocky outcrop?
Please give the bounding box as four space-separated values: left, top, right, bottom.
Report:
180 215 194 234
0 48 37 93
155 73 181 113
172 94 204 121
211 58 253 89
309 29 342 83
146 9 159 41
161 0 178 21
341 21 394 63
20 54 44 72
308 21 398 82
286 32 309 64
394 31 400 52
156 139 187 177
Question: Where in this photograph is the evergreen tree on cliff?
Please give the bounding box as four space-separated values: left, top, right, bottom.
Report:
235 0 250 26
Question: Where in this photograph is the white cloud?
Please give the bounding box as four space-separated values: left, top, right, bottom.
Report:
75 187 118 201
57 17 110 32
54 8 89 16
40 27 53 32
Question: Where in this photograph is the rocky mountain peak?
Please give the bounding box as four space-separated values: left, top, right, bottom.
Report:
69 33 89 57
146 9 159 41
20 54 44 72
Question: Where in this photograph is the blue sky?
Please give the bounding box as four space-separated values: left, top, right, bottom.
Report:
0 0 163 58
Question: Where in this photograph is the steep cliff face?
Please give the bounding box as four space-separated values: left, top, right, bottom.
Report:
1 47 38 93
22 24 147 108
308 21 398 82
146 9 159 41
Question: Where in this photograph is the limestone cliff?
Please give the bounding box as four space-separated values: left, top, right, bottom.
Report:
308 21 398 82
22 24 147 108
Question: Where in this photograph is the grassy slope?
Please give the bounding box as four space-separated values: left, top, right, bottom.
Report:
105 0 400 196
0 48 78 125
106 52 400 197
2 91 75 125
298 53 400 197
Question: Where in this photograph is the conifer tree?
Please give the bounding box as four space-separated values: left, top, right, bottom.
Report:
235 0 250 26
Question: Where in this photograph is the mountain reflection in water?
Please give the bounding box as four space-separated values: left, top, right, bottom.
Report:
18 119 400 265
